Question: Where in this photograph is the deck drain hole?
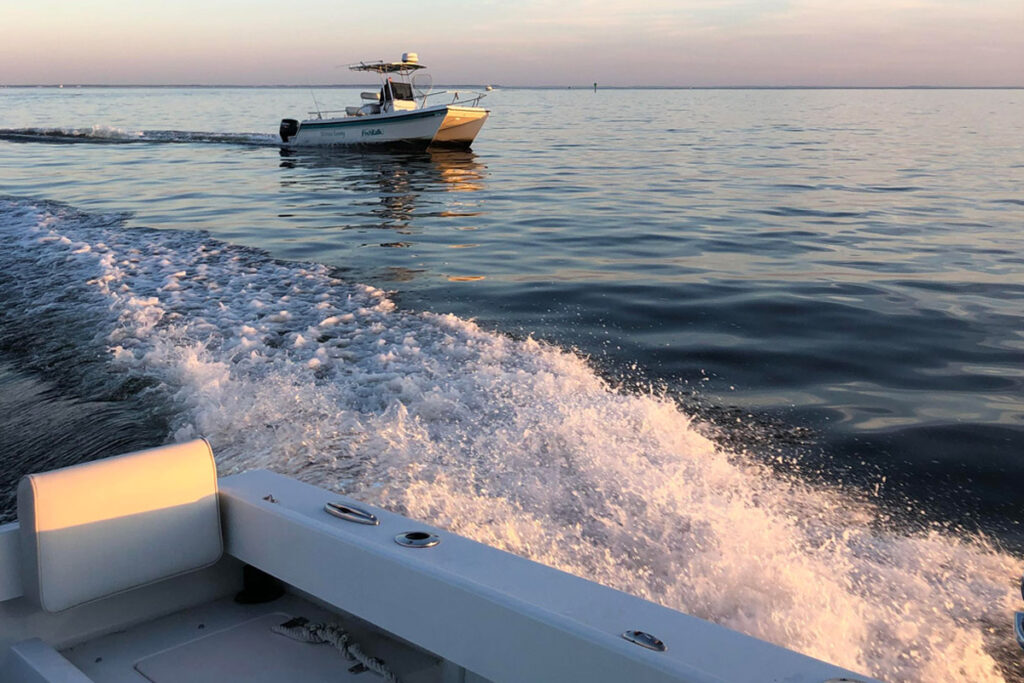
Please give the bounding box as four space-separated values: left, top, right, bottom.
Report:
395 531 440 548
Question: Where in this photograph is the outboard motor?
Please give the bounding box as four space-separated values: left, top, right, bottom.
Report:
279 118 299 143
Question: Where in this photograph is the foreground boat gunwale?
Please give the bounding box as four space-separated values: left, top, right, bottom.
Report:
0 448 878 683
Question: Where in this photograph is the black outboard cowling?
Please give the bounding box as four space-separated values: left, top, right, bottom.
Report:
279 119 299 143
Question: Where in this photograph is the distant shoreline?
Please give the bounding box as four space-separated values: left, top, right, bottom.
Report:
2 84 1022 90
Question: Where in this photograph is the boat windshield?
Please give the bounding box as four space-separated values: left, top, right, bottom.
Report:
388 82 414 101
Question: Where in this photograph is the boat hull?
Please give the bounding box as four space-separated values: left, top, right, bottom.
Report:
285 107 446 149
433 105 489 148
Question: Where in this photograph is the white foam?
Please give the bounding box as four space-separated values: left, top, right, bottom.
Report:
0 127 279 146
0 126 144 140
2 198 1020 682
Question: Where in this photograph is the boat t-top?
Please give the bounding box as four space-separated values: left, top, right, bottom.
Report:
279 53 490 150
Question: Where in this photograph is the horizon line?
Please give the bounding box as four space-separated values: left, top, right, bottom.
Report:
3 84 1023 90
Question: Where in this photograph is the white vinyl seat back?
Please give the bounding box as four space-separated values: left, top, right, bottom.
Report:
17 439 223 613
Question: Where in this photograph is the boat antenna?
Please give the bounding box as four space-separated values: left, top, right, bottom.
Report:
307 81 323 119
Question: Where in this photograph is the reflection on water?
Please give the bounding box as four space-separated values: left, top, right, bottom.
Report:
380 266 427 283
274 147 490 284
280 148 487 201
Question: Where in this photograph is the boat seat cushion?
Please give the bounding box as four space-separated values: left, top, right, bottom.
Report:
17 439 223 613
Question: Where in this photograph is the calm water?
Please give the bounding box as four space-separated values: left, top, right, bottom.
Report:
1 86 1022 681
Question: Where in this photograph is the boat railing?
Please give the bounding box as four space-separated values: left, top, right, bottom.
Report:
420 90 487 108
306 109 350 119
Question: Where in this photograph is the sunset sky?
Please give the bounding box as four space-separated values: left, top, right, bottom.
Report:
2 0 1022 86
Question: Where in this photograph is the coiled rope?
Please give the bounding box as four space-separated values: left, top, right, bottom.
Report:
271 616 400 682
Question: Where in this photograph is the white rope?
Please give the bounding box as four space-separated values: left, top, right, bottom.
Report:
272 618 400 682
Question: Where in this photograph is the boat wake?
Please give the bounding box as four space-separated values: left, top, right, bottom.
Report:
0 126 278 146
0 197 1020 682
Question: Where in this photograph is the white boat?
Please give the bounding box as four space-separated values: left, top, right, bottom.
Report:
280 53 490 150
0 439 878 682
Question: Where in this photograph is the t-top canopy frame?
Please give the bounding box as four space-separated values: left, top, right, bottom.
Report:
349 60 427 75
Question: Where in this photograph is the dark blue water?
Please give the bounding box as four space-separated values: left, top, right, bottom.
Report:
1 87 1022 681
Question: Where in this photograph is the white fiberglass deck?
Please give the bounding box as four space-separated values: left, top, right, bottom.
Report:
62 594 445 683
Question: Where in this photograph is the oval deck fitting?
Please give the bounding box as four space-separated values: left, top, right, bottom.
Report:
621 630 666 652
325 501 379 526
395 531 440 548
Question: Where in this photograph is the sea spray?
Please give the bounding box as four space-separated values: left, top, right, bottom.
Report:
0 198 1020 682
